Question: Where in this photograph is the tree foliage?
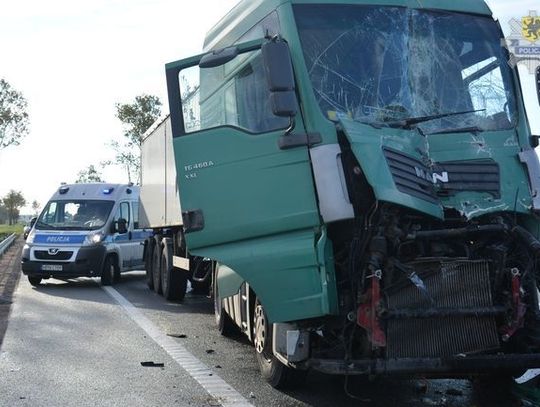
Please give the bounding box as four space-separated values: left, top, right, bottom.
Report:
31 200 41 216
106 95 161 184
0 79 29 149
2 190 25 225
76 165 104 183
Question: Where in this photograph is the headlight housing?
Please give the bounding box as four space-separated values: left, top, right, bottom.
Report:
83 231 105 246
26 230 36 244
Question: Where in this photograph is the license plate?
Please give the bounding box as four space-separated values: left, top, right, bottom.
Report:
41 264 63 271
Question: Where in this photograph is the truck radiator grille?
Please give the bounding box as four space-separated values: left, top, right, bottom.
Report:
385 260 500 359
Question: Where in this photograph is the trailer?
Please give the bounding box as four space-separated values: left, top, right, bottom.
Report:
139 115 211 300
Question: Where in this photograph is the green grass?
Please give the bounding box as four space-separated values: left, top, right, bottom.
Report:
0 223 24 238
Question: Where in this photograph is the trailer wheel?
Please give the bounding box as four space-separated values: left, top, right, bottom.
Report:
28 276 42 286
101 256 116 286
152 236 162 294
253 300 307 389
145 238 155 290
213 266 236 336
161 239 187 301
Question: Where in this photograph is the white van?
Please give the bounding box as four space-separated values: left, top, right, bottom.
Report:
21 183 150 286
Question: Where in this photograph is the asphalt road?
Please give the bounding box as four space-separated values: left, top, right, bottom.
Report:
0 241 535 406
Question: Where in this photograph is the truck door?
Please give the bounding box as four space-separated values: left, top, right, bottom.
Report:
166 40 320 252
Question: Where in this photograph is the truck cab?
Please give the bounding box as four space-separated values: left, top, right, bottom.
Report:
21 183 148 286
165 0 540 388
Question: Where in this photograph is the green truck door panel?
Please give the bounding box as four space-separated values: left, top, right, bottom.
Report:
173 126 320 249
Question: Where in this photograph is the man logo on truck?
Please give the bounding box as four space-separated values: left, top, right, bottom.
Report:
414 167 449 184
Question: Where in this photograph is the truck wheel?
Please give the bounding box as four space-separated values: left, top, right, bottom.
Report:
145 239 155 290
253 300 307 389
28 276 42 286
152 236 162 294
161 240 187 301
101 256 116 286
213 271 236 336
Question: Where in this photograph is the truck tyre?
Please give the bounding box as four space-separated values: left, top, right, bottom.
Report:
213 267 237 336
253 300 307 389
28 276 42 286
101 256 116 286
161 239 187 301
145 238 155 290
152 236 162 294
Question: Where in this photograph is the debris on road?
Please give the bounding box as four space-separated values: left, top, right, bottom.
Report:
140 361 165 367
167 333 187 338
206 349 215 354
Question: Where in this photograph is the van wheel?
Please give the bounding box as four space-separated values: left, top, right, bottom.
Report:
101 256 116 286
161 239 187 301
253 300 307 389
152 236 162 294
145 239 154 290
28 276 42 286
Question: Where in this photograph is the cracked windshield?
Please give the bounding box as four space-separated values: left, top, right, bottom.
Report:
294 5 517 134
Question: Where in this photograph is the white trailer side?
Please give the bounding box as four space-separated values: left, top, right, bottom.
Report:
139 115 182 229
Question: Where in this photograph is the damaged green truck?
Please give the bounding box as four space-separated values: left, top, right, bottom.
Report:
156 0 540 387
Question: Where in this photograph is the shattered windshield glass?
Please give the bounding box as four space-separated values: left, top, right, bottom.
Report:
293 5 517 134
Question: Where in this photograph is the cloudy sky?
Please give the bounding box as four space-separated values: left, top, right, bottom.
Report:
0 0 539 215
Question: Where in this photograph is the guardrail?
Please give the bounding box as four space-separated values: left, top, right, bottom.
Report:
0 234 17 258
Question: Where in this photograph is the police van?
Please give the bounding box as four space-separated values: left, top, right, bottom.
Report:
21 183 149 286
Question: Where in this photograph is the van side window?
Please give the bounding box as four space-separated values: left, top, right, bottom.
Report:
132 201 139 229
114 202 131 226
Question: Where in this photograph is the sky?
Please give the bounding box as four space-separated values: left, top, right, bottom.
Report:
0 0 539 215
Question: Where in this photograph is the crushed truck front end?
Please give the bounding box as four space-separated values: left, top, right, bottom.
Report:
166 0 540 385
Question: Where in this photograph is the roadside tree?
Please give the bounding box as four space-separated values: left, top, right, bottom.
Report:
31 200 41 216
2 190 25 225
104 94 161 184
76 165 104 183
0 79 29 149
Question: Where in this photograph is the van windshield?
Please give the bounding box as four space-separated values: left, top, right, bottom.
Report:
293 5 517 134
36 200 114 231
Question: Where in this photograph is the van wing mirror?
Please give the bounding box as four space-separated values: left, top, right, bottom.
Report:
262 39 297 118
536 66 540 106
112 218 128 234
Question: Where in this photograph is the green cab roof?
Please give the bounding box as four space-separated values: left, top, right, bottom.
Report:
204 0 493 51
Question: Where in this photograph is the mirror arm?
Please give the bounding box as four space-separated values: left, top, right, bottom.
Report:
285 117 296 136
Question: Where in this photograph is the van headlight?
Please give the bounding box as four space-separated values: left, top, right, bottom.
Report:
83 231 105 246
26 230 36 244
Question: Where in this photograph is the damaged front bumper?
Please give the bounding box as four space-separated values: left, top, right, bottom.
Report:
307 353 540 376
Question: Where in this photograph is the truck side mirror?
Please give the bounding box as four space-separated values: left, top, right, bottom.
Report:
262 39 297 118
199 46 238 68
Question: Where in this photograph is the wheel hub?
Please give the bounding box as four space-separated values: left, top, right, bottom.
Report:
254 305 266 354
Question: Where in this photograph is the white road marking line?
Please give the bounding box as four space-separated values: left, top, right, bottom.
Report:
102 286 253 407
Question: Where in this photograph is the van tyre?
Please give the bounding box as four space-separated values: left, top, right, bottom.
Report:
101 256 116 286
152 236 162 294
253 300 307 389
145 238 155 290
28 276 42 286
213 266 237 336
161 239 187 301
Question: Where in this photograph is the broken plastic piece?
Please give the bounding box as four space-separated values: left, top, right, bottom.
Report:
140 361 165 367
